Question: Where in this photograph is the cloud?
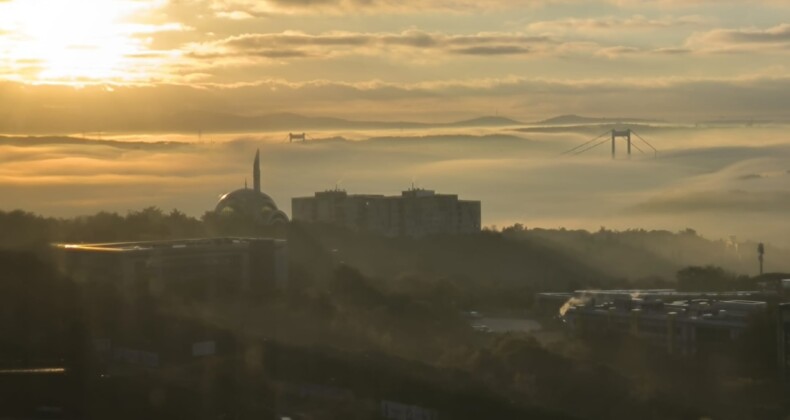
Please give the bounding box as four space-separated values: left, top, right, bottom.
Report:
632 190 790 214
537 22 790 57
2 0 787 88
202 0 790 15
180 23 789 68
187 30 552 61
204 0 560 15
687 23 790 53
0 0 187 83
452 45 531 55
526 14 710 34
214 10 257 20
1 73 789 133
595 46 641 58
652 47 692 55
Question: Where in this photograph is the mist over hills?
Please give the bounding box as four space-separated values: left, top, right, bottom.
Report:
0 135 187 149
2 124 789 250
5 110 721 137
1 111 526 135
448 116 524 127
533 114 662 126
7 111 774 135
0 132 538 149
11 108 768 136
516 123 689 137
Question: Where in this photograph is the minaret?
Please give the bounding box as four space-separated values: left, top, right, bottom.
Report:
253 149 261 193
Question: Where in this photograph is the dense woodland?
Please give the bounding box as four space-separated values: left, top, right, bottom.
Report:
0 207 788 418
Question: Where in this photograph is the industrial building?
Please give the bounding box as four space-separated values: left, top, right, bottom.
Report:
291 187 481 237
537 289 770 356
54 237 287 298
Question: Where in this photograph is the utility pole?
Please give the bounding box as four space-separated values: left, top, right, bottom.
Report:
758 242 765 275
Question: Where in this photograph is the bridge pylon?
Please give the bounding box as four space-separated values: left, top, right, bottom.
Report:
611 129 632 159
561 127 657 159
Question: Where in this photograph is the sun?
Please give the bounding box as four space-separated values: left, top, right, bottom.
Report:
0 0 163 83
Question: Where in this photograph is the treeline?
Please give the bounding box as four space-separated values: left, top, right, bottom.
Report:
3 207 786 292
0 207 283 251
0 208 203 250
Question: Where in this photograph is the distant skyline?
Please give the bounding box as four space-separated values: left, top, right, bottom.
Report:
0 0 789 130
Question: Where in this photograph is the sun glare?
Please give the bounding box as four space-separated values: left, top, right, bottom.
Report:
0 0 163 83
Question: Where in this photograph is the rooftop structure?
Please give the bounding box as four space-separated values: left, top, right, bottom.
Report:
215 149 288 225
54 237 288 298
292 187 481 237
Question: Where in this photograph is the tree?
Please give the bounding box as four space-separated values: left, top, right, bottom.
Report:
676 265 735 291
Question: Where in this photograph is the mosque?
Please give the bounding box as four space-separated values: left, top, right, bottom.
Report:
215 149 289 225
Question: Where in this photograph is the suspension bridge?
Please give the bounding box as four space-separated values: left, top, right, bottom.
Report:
287 132 309 143
561 129 657 159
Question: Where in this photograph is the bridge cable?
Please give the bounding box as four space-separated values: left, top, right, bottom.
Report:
560 131 611 156
571 137 611 155
632 131 657 158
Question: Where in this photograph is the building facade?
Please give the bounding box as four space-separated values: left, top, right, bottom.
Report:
292 188 481 237
55 237 287 298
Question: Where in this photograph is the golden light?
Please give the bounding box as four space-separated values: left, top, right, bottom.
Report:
0 0 167 83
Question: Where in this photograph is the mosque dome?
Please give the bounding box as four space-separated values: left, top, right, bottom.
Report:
215 188 288 224
214 149 289 225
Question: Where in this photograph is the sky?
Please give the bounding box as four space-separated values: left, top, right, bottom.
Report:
1 0 789 254
0 0 789 128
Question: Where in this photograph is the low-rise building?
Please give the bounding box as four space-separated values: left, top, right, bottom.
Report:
539 289 770 356
54 237 287 298
292 187 481 237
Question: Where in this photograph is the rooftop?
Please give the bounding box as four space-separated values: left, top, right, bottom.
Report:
54 237 283 253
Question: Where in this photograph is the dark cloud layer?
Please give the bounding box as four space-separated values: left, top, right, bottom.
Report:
1 75 788 133
688 23 790 52
189 30 552 60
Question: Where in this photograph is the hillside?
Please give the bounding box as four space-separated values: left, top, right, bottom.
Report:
3 208 785 292
288 223 788 293
0 111 527 134
448 116 524 127
533 114 661 126
0 135 187 149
